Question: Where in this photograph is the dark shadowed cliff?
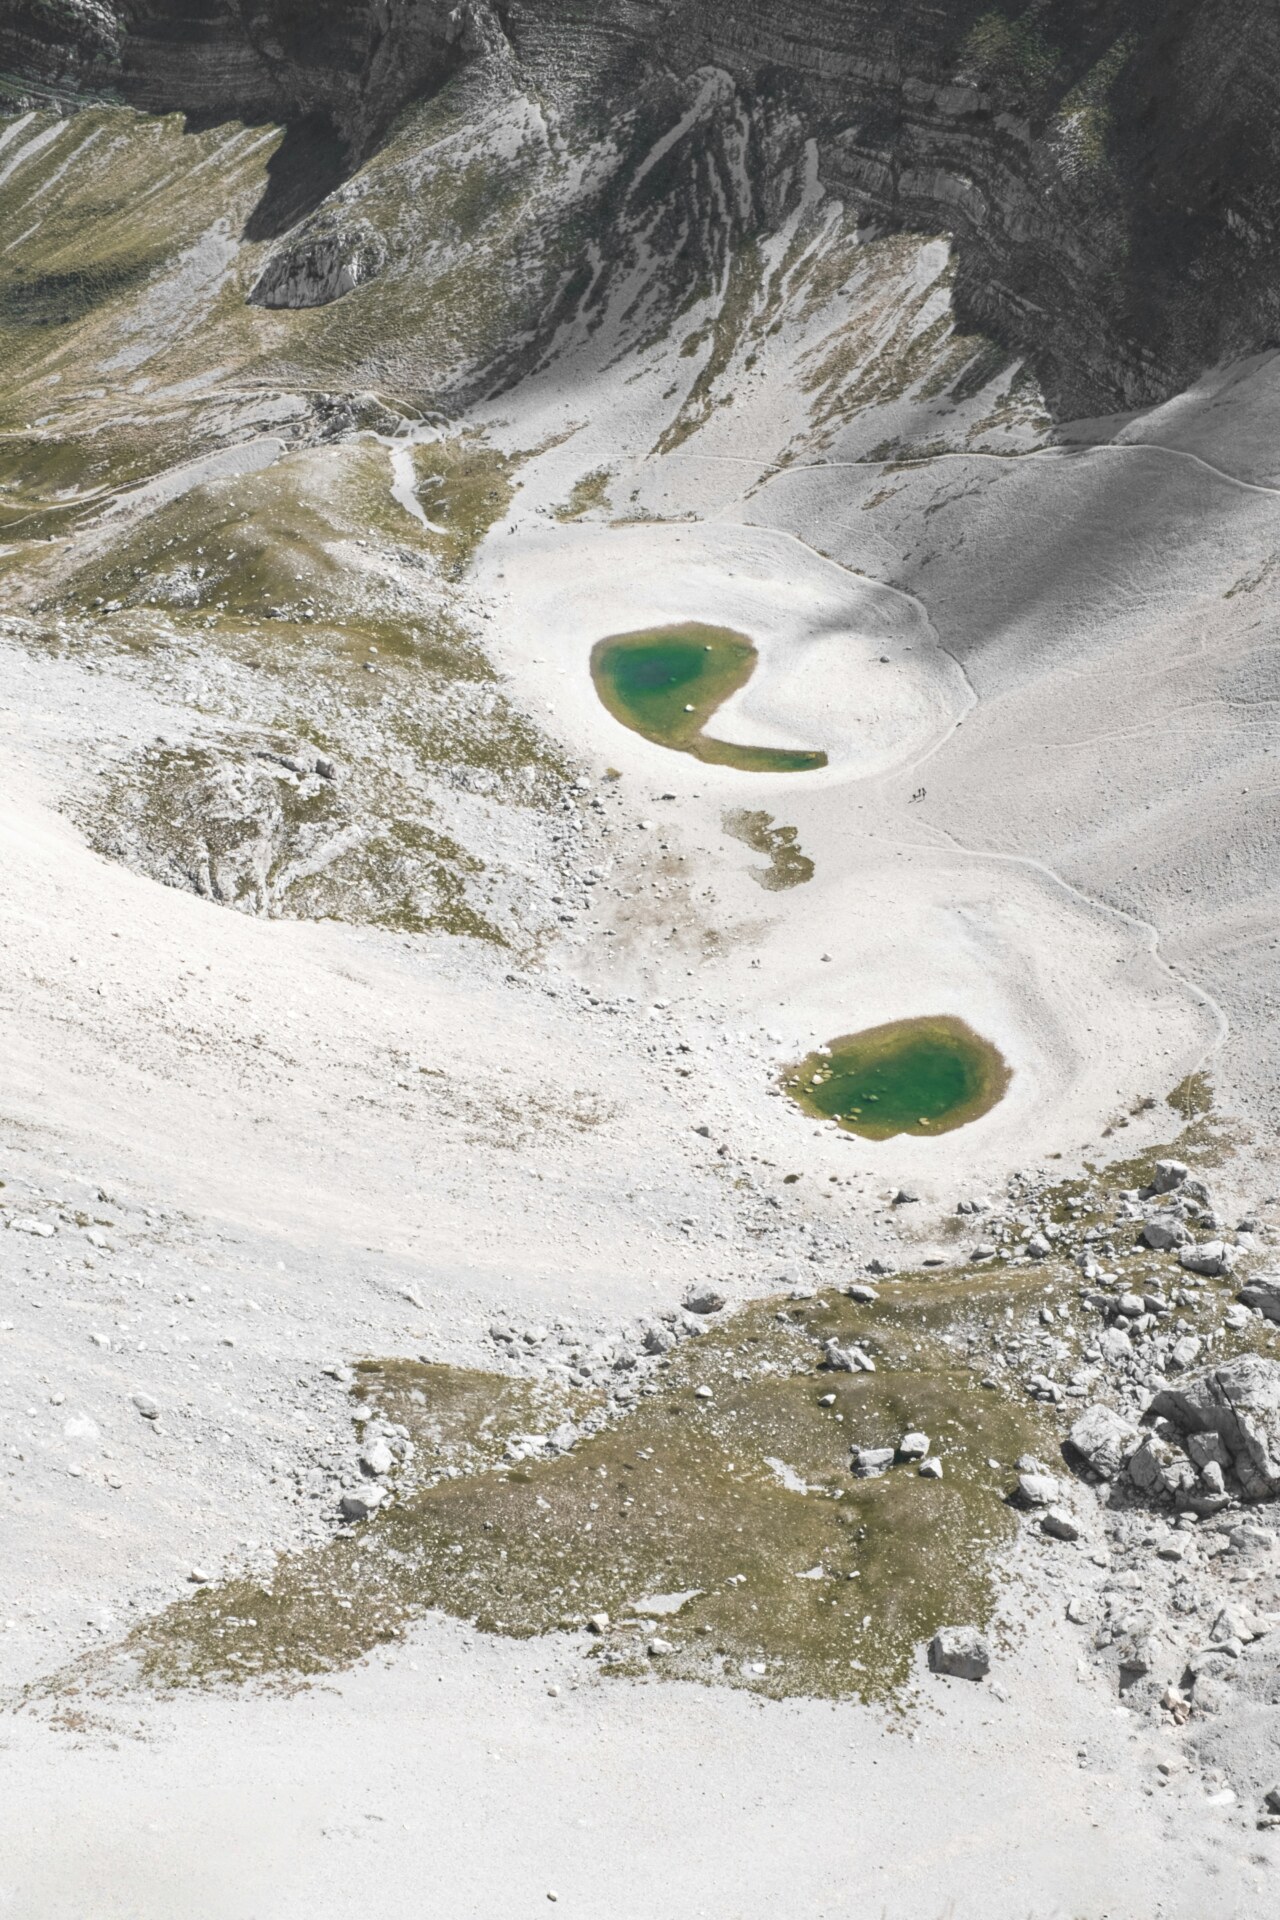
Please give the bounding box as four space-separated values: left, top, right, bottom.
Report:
3 0 1280 414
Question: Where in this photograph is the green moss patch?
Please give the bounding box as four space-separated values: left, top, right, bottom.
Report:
723 808 814 889
124 1278 1049 1702
409 437 516 577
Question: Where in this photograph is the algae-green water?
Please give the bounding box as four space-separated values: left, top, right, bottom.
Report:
786 1016 1010 1140
590 623 826 772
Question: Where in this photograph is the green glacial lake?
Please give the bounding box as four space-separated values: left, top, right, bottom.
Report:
590 624 827 772
785 1016 1010 1140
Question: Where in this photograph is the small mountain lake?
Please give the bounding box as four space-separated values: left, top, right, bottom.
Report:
784 1016 1010 1140
590 623 827 772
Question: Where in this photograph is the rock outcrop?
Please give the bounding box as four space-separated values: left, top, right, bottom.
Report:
5 2 1280 414
1148 1355 1280 1505
249 215 386 308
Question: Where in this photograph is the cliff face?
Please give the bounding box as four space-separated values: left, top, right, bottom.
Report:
4 0 1280 417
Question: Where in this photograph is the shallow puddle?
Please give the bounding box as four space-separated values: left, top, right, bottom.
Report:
121 1280 1048 1703
590 624 826 772
785 1017 1010 1140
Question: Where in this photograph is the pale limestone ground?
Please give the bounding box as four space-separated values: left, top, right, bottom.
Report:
2 89 1280 1919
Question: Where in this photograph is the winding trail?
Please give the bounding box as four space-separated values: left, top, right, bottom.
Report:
676 436 1280 503
702 511 1232 1082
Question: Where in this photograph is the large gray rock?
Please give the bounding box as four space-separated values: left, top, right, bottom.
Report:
1178 1240 1235 1278
850 1445 895 1479
1145 1159 1190 1196
1148 1355 1280 1501
1127 1435 1178 1497
1239 1275 1280 1324
1169 1334 1203 1372
1141 1215 1191 1251
1064 1404 1139 1479
250 217 387 309
1013 1471 1059 1509
824 1338 875 1373
928 1626 990 1681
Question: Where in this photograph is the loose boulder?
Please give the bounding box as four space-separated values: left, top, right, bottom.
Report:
1013 1471 1059 1509
1239 1275 1280 1324
850 1445 895 1478
1179 1240 1235 1278
928 1625 991 1680
1064 1404 1139 1479
1141 1215 1191 1251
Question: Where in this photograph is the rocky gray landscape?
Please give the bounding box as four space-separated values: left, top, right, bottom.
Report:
3 5 1280 1917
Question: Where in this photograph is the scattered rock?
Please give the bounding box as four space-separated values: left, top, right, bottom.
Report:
1238 1275 1280 1324
1169 1335 1203 1372
131 1392 159 1421
1178 1240 1235 1278
928 1625 990 1681
843 1283 879 1303
1064 1404 1139 1479
918 1457 944 1479
647 1637 674 1657
897 1431 930 1461
1146 1160 1190 1196
1209 1604 1263 1644
339 1489 383 1522
1118 1636 1155 1679
823 1338 875 1373
1014 1472 1060 1509
683 1286 725 1315
1127 1435 1179 1496
1042 1508 1082 1541
850 1445 895 1479
1141 1215 1191 1251
359 1438 394 1478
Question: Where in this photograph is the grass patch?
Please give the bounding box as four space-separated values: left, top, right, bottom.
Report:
409 437 516 577
554 467 613 521
120 1279 1048 1702
723 808 814 890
